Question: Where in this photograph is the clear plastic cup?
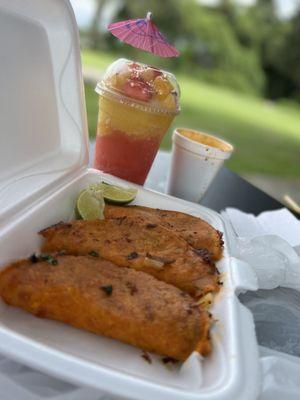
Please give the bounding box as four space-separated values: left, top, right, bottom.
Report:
93 59 180 185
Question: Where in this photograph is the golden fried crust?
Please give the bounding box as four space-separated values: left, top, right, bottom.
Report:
0 256 211 361
104 205 223 261
40 218 219 297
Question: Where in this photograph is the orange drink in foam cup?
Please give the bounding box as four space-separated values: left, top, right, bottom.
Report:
167 128 234 202
93 59 180 185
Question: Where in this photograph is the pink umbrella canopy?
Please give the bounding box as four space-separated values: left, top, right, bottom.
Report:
108 12 180 58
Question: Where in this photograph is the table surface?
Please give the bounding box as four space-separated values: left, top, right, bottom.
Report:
145 151 286 215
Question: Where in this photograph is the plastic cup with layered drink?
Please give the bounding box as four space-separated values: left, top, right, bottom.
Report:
93 59 180 185
166 128 233 202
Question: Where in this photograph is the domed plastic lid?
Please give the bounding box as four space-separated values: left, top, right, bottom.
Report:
96 58 180 115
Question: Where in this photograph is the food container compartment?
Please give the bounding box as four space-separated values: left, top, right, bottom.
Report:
0 1 260 399
0 170 260 400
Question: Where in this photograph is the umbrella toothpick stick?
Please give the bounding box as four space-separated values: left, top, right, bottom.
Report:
146 12 152 21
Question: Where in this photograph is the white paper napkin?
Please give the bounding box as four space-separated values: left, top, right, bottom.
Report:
224 208 300 247
221 208 300 290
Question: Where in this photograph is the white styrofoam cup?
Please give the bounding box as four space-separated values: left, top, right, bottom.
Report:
166 128 233 202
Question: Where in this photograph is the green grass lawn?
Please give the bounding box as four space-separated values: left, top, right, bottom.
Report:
83 50 300 177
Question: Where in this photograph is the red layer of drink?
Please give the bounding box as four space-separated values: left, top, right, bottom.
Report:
94 130 160 185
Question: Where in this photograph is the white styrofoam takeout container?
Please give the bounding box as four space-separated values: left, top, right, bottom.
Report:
0 1 261 399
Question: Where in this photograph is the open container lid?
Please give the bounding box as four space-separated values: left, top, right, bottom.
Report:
0 0 89 224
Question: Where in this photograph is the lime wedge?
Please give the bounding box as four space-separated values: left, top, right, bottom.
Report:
74 205 82 220
89 182 137 205
74 189 85 219
76 188 105 220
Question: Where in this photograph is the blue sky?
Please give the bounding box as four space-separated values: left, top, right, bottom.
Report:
70 0 300 28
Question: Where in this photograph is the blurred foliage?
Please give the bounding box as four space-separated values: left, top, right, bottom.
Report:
83 0 300 102
228 0 296 100
84 57 300 176
278 12 300 101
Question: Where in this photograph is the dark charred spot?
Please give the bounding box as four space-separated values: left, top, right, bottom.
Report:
125 237 132 243
141 350 152 364
89 250 99 257
146 223 157 229
58 250 66 256
217 230 224 247
100 285 113 296
193 248 213 265
29 254 39 263
35 308 47 318
126 282 138 295
162 357 178 364
116 216 127 225
163 258 175 265
126 252 139 260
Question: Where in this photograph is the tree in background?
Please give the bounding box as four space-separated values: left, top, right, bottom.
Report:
279 11 300 101
228 0 299 100
83 0 300 102
180 0 264 95
88 0 108 50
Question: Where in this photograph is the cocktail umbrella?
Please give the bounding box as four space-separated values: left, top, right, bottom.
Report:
108 12 180 58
